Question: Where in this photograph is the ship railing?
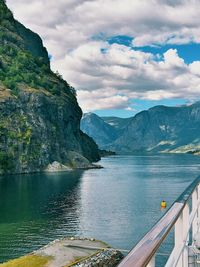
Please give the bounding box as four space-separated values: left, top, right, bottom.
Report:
118 175 200 267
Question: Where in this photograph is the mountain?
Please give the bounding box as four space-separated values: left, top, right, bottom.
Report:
0 0 100 174
81 113 132 149
101 116 132 133
81 113 118 148
81 103 200 155
110 102 200 153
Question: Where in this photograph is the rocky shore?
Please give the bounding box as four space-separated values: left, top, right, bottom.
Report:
71 248 124 267
1 237 124 267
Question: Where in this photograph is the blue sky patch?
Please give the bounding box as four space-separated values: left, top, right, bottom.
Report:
106 35 200 64
94 98 187 118
108 35 133 47
134 43 200 64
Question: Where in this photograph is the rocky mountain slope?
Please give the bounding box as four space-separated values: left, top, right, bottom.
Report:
81 113 132 148
110 102 200 153
0 0 100 174
101 116 132 133
81 113 118 148
81 103 200 154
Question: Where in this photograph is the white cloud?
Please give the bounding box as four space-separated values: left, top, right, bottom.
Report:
7 0 200 52
162 49 185 68
6 0 200 111
77 89 129 112
189 61 200 76
56 43 200 108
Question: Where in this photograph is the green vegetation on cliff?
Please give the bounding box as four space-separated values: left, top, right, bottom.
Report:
0 0 75 97
0 0 100 174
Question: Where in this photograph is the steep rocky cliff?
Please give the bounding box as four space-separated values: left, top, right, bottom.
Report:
0 0 100 174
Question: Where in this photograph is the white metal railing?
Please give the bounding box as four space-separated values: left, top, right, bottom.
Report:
118 176 200 267
165 187 200 267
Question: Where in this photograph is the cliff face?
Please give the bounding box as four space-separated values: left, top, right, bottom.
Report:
0 0 49 62
0 0 100 174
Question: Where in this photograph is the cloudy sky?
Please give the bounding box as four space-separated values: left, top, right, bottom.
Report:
7 0 200 117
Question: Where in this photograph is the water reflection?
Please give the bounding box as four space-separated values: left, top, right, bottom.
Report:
0 171 83 262
0 154 200 264
78 154 200 252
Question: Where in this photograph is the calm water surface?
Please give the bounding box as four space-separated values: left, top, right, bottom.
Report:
0 154 200 264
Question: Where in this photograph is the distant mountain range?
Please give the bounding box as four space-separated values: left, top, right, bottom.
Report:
81 102 200 154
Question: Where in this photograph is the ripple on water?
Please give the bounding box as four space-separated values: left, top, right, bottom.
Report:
0 154 199 265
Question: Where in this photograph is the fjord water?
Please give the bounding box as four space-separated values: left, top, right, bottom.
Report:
0 154 200 264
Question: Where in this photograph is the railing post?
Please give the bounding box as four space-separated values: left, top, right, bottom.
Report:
174 203 189 267
147 256 155 267
192 188 198 239
174 214 183 267
182 203 189 267
198 184 200 230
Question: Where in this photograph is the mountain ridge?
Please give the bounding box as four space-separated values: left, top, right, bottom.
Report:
81 102 200 155
81 113 118 148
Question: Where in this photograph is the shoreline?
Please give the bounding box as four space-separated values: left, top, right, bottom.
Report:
0 237 124 267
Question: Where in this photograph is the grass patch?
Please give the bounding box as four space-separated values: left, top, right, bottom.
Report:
0 254 52 267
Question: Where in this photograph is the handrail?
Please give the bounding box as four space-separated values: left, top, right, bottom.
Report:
117 175 200 267
176 176 200 204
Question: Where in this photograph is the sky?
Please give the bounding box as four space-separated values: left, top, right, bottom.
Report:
6 0 200 117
